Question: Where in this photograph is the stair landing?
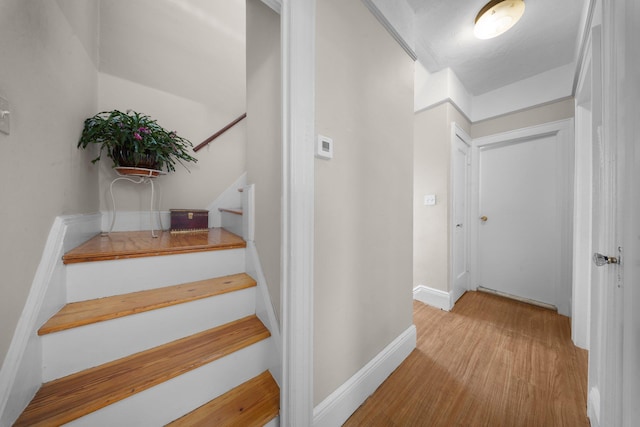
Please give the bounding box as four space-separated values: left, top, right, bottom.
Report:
63 228 246 264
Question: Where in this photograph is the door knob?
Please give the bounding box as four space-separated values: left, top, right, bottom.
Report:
593 252 619 266
480 216 488 222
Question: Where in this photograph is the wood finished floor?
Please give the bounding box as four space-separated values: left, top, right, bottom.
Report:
62 228 245 264
345 292 589 427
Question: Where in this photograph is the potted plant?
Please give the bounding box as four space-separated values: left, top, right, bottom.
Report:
77 110 197 173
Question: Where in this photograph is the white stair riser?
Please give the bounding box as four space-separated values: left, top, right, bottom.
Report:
65 338 274 427
66 249 245 301
41 288 256 382
265 416 279 427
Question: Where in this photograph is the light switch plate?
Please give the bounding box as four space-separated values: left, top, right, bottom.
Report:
424 194 436 206
0 96 10 135
316 135 333 159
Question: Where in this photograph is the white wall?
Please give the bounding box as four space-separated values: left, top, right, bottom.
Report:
246 0 282 323
414 64 472 119
415 62 575 124
315 0 414 405
0 0 99 369
413 103 471 294
471 64 575 122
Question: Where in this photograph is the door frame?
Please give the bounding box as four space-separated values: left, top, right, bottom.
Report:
588 0 637 425
469 119 575 315
277 0 316 425
572 21 597 350
450 123 472 304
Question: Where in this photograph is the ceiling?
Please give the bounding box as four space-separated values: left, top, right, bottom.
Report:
99 0 246 113
404 0 588 95
97 0 588 109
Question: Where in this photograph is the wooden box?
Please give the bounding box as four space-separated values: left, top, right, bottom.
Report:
170 209 209 233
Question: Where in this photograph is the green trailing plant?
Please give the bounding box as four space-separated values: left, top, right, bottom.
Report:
77 110 197 172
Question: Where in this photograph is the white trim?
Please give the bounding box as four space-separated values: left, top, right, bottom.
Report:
597 1 625 424
361 0 417 61
280 0 316 425
477 286 558 311
313 325 416 427
450 124 472 306
246 241 282 385
206 172 246 228
414 97 472 124
0 213 101 426
242 183 256 242
572 0 598 95
588 387 602 427
261 0 281 14
413 285 453 311
572 24 596 350
241 184 280 381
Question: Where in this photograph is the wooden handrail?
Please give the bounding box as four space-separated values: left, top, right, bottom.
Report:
193 113 247 152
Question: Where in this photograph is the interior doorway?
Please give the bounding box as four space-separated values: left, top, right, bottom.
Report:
451 124 471 304
470 120 574 316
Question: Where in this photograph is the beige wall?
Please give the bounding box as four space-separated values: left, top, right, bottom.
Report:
94 1 247 212
246 0 282 322
0 0 100 367
413 103 470 293
471 98 575 138
97 73 246 212
315 0 415 405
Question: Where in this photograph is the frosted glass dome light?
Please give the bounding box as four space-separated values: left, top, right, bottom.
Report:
474 0 525 40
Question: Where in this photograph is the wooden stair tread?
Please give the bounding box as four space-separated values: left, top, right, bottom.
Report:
63 228 246 264
219 207 243 215
38 273 256 335
15 316 270 426
167 370 279 427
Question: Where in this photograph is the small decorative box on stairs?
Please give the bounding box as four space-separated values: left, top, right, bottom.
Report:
170 209 209 233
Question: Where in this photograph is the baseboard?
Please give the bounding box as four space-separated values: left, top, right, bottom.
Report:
588 387 601 427
206 173 246 228
313 325 417 427
0 213 101 426
245 241 282 386
413 285 453 311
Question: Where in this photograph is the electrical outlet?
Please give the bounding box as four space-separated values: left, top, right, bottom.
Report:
0 96 10 135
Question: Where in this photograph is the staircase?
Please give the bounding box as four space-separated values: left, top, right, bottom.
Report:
14 228 279 426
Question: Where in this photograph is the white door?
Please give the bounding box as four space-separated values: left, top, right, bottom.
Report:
451 125 470 304
472 120 573 315
585 2 636 422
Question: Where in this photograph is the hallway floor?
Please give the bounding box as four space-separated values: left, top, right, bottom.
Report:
345 291 589 426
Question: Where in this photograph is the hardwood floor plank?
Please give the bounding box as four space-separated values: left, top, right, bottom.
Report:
62 228 246 264
14 316 270 426
38 273 256 335
166 370 279 427
344 291 589 427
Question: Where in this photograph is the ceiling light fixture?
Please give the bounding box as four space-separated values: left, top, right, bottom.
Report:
474 0 525 40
